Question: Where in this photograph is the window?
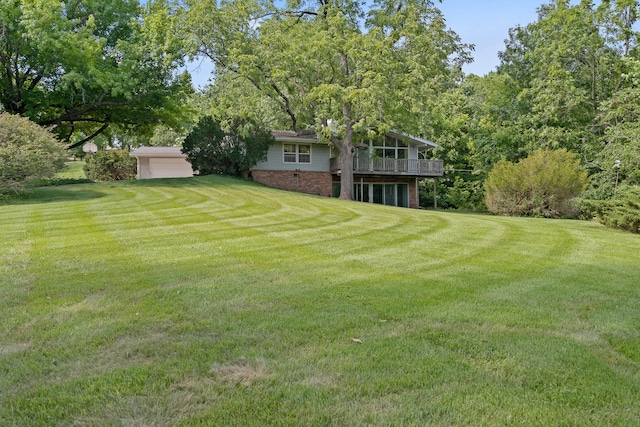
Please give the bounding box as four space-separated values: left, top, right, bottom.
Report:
371 136 408 159
283 144 311 163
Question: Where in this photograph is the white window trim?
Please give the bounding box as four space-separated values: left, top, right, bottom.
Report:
283 143 312 164
370 137 408 160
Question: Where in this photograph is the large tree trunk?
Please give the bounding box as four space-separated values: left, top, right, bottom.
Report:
333 125 355 200
337 143 355 200
333 107 356 200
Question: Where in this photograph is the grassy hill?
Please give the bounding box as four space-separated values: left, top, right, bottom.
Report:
1 175 639 425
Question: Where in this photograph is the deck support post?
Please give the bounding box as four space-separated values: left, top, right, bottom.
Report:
433 178 437 209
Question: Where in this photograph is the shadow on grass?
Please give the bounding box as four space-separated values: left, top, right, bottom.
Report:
2 186 105 205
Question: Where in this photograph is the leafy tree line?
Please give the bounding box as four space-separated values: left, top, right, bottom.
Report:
428 0 640 212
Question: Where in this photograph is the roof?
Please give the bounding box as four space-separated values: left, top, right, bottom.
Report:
271 129 438 148
130 146 187 158
271 130 321 143
387 130 439 148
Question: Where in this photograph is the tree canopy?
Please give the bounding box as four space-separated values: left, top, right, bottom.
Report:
182 116 274 177
5 0 638 216
0 0 192 147
184 0 471 200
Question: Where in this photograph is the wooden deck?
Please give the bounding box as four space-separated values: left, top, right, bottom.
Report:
330 157 444 176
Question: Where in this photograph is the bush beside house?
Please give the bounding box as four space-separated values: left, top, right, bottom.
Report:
182 116 273 177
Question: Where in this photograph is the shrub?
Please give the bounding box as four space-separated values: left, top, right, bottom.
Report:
420 176 485 211
83 150 137 181
578 185 640 233
484 148 588 217
0 113 67 197
182 116 273 177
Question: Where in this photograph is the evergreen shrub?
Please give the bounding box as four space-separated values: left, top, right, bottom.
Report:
579 185 640 233
182 116 273 177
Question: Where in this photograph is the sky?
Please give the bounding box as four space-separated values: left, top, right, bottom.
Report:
438 0 545 75
186 0 551 87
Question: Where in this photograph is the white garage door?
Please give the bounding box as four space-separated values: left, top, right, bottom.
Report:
148 158 193 178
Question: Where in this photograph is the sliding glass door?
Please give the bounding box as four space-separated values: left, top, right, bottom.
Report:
355 183 408 207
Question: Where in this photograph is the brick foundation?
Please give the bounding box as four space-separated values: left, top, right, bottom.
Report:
252 170 333 197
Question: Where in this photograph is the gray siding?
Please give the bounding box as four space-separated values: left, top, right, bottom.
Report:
408 146 419 160
254 142 331 172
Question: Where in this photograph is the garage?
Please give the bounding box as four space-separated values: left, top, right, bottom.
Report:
130 147 194 179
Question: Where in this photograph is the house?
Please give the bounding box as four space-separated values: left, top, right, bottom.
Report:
129 147 194 179
252 130 444 208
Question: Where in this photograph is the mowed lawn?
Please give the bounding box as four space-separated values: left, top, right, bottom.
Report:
1 175 639 426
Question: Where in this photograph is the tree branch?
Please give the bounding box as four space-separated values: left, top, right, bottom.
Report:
67 122 110 149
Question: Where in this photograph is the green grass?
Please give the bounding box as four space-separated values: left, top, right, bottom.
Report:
57 160 87 179
1 175 639 426
26 161 91 189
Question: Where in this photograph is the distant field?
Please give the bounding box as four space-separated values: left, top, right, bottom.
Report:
1 175 639 425
56 160 86 179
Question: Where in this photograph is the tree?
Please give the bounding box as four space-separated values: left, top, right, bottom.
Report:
0 112 67 196
181 116 274 177
195 72 292 132
148 125 186 147
421 72 528 210
584 56 640 198
494 0 622 155
0 0 192 147
184 0 470 200
476 0 640 203
484 148 588 217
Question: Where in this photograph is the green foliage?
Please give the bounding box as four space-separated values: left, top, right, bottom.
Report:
0 112 67 197
83 150 137 181
463 0 640 202
587 57 640 196
497 1 620 152
579 185 640 233
0 0 192 144
185 0 470 199
148 125 186 147
420 176 485 211
182 116 273 177
195 73 291 132
484 148 588 217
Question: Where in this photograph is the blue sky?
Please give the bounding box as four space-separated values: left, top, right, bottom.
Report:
438 0 547 75
435 0 596 75
186 0 550 86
